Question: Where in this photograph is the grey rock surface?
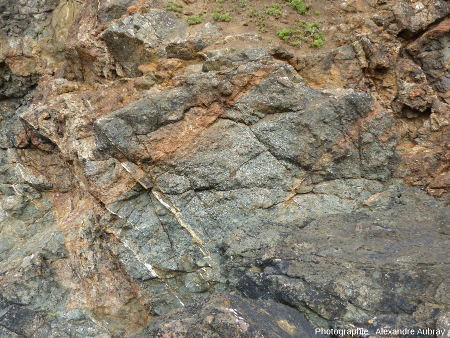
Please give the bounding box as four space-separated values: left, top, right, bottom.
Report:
143 293 324 337
393 0 450 37
0 0 59 38
0 1 449 337
101 9 188 76
233 188 450 331
406 19 450 103
0 64 39 99
98 0 137 23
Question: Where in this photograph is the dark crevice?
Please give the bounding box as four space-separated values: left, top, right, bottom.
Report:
398 13 450 42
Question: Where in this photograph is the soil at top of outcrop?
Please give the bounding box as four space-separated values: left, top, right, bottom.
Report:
143 0 352 53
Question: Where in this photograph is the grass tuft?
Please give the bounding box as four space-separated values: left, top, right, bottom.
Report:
186 14 203 25
212 9 232 22
286 0 311 14
166 1 183 13
276 20 325 48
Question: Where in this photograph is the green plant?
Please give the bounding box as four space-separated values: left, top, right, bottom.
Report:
276 20 325 47
286 0 311 14
302 22 325 47
186 14 203 25
212 9 231 22
265 3 282 16
277 28 297 40
311 36 324 47
247 9 268 32
303 21 319 33
166 1 183 13
237 0 248 7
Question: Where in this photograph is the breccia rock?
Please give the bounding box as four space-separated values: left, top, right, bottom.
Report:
98 0 137 23
0 0 449 337
392 0 450 37
0 0 60 38
0 65 40 99
101 10 188 77
406 18 450 103
392 58 436 116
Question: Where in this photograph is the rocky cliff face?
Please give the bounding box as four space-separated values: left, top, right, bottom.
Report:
0 0 449 337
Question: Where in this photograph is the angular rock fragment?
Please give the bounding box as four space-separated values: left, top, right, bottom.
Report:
407 18 450 103
98 0 136 23
101 10 188 76
392 58 435 115
0 63 39 99
393 0 450 37
143 294 323 337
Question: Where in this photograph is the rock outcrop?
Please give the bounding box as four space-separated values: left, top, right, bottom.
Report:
0 0 449 337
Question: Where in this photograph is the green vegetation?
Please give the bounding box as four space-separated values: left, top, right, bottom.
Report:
237 0 248 8
166 1 183 13
248 10 259 18
186 14 204 25
265 3 282 16
178 0 324 46
289 40 301 46
300 21 325 47
248 10 268 32
311 37 324 47
276 21 325 47
212 9 232 22
286 0 311 14
277 28 297 40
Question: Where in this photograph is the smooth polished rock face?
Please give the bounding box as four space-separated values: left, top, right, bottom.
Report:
1 0 449 337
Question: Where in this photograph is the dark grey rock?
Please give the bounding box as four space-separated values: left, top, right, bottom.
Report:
0 98 29 148
407 20 450 102
393 0 450 37
1 1 449 331
87 51 425 335
166 39 208 60
0 63 39 99
143 293 326 338
232 188 450 332
202 48 272 72
392 58 435 115
165 23 221 60
0 0 59 38
101 10 188 76
98 0 136 23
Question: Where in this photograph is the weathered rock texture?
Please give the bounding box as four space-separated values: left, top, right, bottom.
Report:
0 0 449 337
